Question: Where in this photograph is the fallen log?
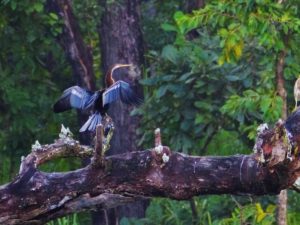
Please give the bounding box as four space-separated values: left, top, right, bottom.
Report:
1 110 300 224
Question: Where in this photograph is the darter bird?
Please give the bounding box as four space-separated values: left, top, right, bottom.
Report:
53 64 142 132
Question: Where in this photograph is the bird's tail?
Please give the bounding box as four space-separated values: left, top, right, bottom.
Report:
79 113 102 132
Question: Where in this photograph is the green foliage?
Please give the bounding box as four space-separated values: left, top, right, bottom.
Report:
39 157 83 172
121 196 299 225
206 129 247 155
221 89 282 139
213 203 276 225
0 0 103 184
135 34 245 154
136 1 300 224
121 198 214 225
137 0 300 156
47 213 80 225
0 0 83 184
0 0 98 223
173 0 300 64
121 198 280 225
2 0 300 224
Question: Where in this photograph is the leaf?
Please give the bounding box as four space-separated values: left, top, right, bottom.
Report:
255 203 266 223
49 13 59 20
166 84 179 94
173 11 185 23
281 12 290 22
283 24 289 35
265 204 276 213
173 11 189 34
194 80 206 88
237 113 244 123
219 28 228 37
178 72 193 81
195 114 205 124
260 97 271 114
180 120 191 131
34 3 43 12
161 75 175 82
194 101 211 110
27 32 36 43
226 75 240 81
10 1 17 10
161 45 179 64
185 77 195 84
156 86 168 98
140 77 158 86
218 55 225 65
161 23 177 32
233 41 243 59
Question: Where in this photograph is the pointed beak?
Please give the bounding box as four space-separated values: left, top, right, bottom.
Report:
114 64 133 69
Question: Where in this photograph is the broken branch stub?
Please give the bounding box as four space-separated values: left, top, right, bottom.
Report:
153 128 171 165
92 124 104 166
154 128 162 147
254 110 300 172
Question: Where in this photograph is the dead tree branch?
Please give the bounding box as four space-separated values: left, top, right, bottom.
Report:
2 110 300 224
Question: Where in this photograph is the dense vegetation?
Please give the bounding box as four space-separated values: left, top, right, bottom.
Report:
1 0 300 224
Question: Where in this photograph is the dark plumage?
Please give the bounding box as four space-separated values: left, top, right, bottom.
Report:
53 64 142 132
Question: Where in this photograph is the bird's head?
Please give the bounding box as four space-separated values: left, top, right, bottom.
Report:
111 63 133 75
106 63 133 87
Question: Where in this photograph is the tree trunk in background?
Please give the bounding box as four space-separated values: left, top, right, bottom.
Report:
96 0 146 224
99 0 144 155
275 49 287 225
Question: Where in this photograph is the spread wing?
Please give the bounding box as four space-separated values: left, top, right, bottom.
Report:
102 81 142 107
53 86 98 113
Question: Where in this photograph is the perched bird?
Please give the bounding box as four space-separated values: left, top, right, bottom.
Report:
53 64 141 132
294 76 300 111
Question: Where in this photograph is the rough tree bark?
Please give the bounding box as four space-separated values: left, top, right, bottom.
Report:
97 0 145 223
1 110 300 224
99 0 144 155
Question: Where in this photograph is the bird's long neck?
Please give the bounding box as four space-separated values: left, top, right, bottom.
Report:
105 67 115 88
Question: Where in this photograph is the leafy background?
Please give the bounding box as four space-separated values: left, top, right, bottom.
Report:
1 0 300 224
